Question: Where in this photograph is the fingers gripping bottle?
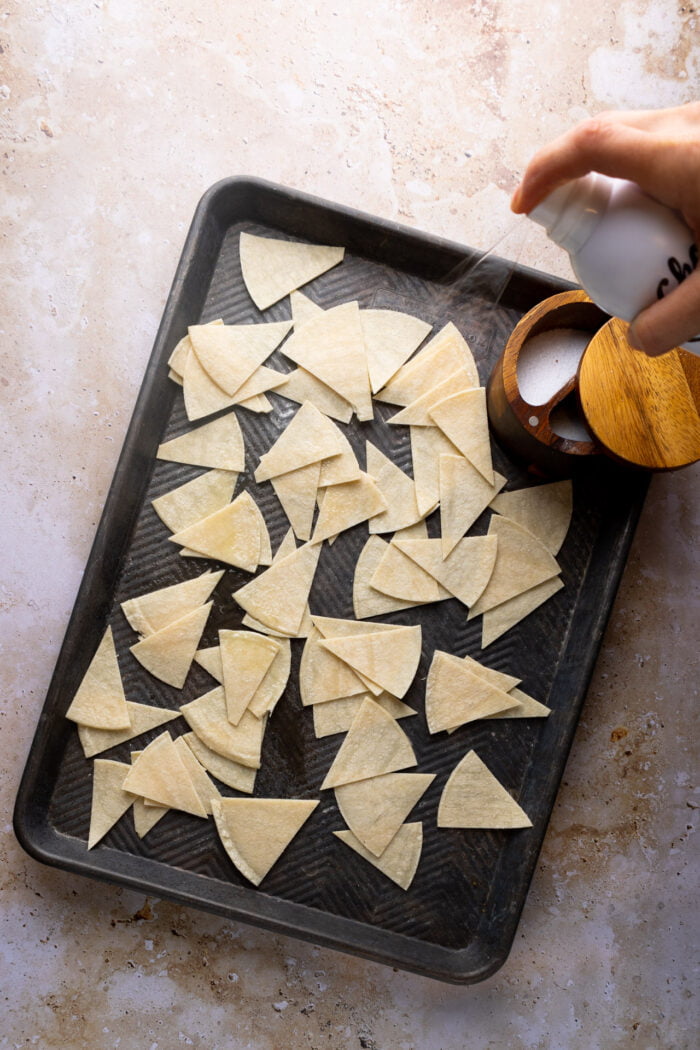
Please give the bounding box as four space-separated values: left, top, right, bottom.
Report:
528 174 700 354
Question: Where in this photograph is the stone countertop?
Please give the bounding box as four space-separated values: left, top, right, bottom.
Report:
2 2 697 1047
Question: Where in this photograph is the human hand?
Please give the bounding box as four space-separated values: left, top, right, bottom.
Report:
510 104 700 355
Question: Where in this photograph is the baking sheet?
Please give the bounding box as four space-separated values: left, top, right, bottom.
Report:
13 177 649 983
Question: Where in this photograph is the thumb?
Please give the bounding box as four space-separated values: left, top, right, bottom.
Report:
628 266 700 356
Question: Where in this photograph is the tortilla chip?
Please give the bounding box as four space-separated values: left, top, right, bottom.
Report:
181 731 257 793
290 290 324 327
375 322 479 404
490 480 573 555
188 320 292 397
311 472 387 543
320 698 417 789
78 701 180 758
88 759 135 848
152 469 238 535
129 602 212 689
65 627 130 730
254 400 348 482
440 456 506 556
319 624 422 700
335 772 434 857
485 686 551 719
168 318 223 377
132 793 169 838
468 515 561 617
429 387 494 484
212 797 319 885
122 731 208 818
219 630 281 725
437 750 532 828
394 536 498 609
280 301 373 421
299 627 368 706
312 692 416 738
274 367 353 424
481 576 564 648
180 687 266 768
232 540 321 636
157 411 245 472
461 656 520 693
271 460 321 541
333 822 422 890
121 571 223 637
169 491 262 571
240 231 344 310
370 541 443 603
173 735 220 815
425 650 521 733
182 347 238 422
247 637 291 719
410 424 460 516
317 431 361 486
360 309 432 394
387 368 478 427
353 536 431 619
365 442 422 534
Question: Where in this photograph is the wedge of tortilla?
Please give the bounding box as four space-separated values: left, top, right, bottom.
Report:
312 692 416 738
188 319 291 398
151 469 238 535
78 701 180 758
335 771 434 857
274 366 353 424
375 322 479 404
353 536 432 619
360 309 432 394
429 387 494 484
65 627 130 730
88 759 135 848
240 231 344 310
219 630 281 725
319 624 422 700
481 576 564 648
254 400 347 482
173 734 220 815
156 411 245 472
490 480 573 555
425 650 521 733
365 442 422 534
394 536 498 609
212 797 319 885
387 367 478 427
440 455 506 556
168 318 223 377
410 424 461 516
279 301 373 421
311 472 387 543
181 731 257 793
299 627 368 706
232 540 322 636
437 750 532 829
129 602 212 689
334 822 422 890
370 541 443 603
122 731 207 818
468 515 561 617
180 687 266 768
271 460 321 541
121 571 223 637
484 686 551 719
290 290 324 327
169 491 262 571
320 698 417 789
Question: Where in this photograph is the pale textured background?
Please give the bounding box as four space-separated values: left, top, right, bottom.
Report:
2 2 698 1047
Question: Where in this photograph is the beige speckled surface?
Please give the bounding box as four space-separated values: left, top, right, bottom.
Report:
2 2 698 1046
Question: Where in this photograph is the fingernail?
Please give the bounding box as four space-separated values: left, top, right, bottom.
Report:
510 187 523 213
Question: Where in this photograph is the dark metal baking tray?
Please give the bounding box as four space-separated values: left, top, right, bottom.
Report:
13 177 649 983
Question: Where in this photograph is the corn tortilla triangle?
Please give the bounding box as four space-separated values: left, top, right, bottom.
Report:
122 731 208 818
334 822 422 890
481 576 564 648
438 750 532 828
321 698 417 789
370 541 443 603
299 627 368 706
121 570 223 637
485 686 551 719
280 301 373 421
152 469 238 535
274 367 353 424
219 629 281 725
365 442 422 534
319 624 421 700
290 290 324 327
232 540 321 636
173 734 220 815
311 472 387 543
271 460 321 541
212 797 319 885
78 701 180 758
468 515 561 617
65 627 130 730
410 425 461 516
490 480 573 555
461 656 520 693
157 411 245 472
88 759 135 848
429 387 494 484
310 616 403 697
394 536 498 609
353 536 432 619
388 367 478 427
129 602 212 689
335 771 435 857
169 491 262 571
317 431 361 486
181 732 257 793
254 400 347 482
375 322 478 404
189 320 292 397
312 692 416 738
240 231 344 311
179 687 266 768
360 309 432 394
440 455 506 556
168 319 223 377
425 650 521 733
